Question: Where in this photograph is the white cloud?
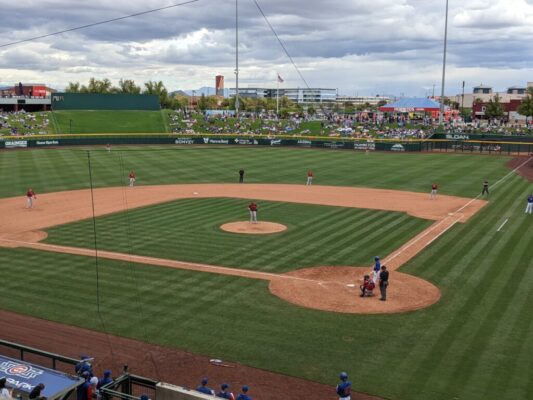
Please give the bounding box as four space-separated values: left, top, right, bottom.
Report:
0 0 531 95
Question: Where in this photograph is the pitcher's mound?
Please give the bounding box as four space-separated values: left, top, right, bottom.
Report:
221 221 287 235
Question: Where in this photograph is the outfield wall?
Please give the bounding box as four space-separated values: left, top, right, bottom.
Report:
1 135 532 155
51 93 160 110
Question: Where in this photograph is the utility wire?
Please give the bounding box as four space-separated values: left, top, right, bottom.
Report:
0 0 200 49
252 0 312 90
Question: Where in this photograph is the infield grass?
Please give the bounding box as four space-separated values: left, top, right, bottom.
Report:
44 198 432 271
0 147 531 400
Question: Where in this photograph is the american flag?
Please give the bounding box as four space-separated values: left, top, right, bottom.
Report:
277 74 284 83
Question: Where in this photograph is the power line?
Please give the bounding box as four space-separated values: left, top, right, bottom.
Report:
252 0 311 89
0 0 200 49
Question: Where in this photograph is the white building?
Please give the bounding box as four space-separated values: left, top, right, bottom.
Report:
336 95 390 106
229 87 337 103
452 82 532 108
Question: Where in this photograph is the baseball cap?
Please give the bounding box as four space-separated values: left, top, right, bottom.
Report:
140 395 149 400
104 370 112 377
90 377 99 385
221 383 229 390
374 256 380 260
340 372 348 379
201 378 208 385
242 385 249 392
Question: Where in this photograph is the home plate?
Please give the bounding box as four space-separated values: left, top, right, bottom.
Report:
347 284 355 287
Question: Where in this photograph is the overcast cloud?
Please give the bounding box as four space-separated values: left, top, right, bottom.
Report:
0 0 532 96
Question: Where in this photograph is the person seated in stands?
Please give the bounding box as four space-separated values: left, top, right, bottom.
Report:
29 383 45 400
360 274 375 297
236 385 252 400
196 378 214 395
0 377 13 399
75 355 93 377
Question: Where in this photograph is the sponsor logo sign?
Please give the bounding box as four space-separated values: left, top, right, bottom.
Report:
354 142 375 150
391 144 405 152
36 140 60 146
270 139 282 146
446 134 470 140
323 142 345 149
5 140 28 148
234 138 258 145
174 138 195 145
204 138 229 144
52 95 64 102
0 360 44 380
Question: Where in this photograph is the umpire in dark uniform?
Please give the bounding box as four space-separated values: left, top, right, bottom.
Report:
239 168 245 183
379 266 389 301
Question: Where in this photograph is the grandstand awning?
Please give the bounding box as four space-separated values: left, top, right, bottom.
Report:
0 354 83 400
379 98 442 112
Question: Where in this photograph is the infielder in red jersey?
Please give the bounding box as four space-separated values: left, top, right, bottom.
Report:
248 202 258 224
129 171 136 187
430 183 438 199
306 170 314 185
26 188 37 208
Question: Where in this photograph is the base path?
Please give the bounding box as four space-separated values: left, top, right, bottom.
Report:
0 184 486 314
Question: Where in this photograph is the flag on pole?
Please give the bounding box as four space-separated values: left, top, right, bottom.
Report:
277 74 284 83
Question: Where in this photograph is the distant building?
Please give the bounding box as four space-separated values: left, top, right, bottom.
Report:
215 75 225 97
453 82 532 109
0 83 55 111
230 87 336 103
336 95 390 106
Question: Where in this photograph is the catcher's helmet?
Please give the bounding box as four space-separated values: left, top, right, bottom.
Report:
340 372 348 380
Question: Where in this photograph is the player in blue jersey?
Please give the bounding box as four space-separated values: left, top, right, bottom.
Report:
216 383 235 399
372 256 381 284
236 385 252 400
525 194 533 214
196 378 214 396
336 372 352 400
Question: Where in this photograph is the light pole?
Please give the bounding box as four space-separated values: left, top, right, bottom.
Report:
439 0 449 125
235 0 240 116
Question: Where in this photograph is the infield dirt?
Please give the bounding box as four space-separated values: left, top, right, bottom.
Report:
0 184 486 314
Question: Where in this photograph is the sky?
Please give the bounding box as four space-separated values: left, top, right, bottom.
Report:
0 0 532 96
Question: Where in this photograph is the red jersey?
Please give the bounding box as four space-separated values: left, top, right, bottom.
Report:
129 172 136 179
307 170 313 177
26 190 35 198
432 184 438 190
249 203 257 212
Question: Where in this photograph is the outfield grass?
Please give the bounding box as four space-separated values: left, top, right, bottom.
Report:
52 110 168 134
0 147 512 199
0 147 531 400
44 198 431 271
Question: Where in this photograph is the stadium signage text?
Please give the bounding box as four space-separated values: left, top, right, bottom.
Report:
203 138 229 144
36 140 60 146
234 139 259 145
354 143 376 150
5 140 28 148
270 139 282 146
323 142 345 149
174 138 195 145
446 134 470 140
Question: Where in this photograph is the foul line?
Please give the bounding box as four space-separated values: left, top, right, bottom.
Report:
497 218 509 232
383 156 532 268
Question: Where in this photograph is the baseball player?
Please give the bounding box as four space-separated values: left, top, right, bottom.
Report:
372 256 381 284
248 202 258 224
26 188 37 209
128 171 136 187
336 372 351 400
239 169 245 183
526 194 533 214
196 378 214 396
216 383 235 399
481 180 489 196
236 386 252 400
306 170 314 185
430 183 438 199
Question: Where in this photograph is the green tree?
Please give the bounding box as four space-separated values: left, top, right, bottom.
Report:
484 94 504 119
65 82 81 93
307 106 316 116
198 94 208 111
118 79 141 94
143 81 169 107
517 87 533 125
86 78 113 93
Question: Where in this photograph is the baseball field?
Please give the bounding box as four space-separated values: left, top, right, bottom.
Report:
0 147 532 400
